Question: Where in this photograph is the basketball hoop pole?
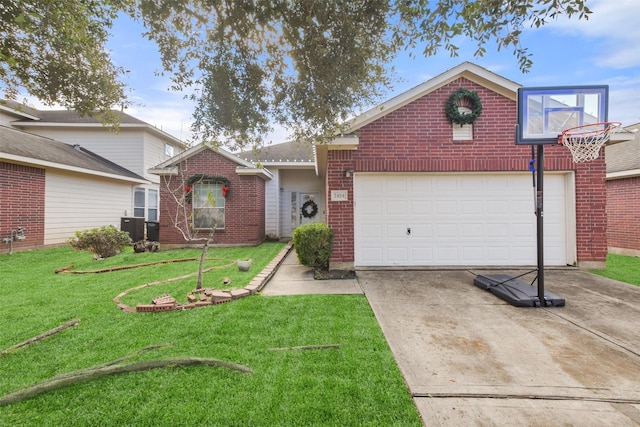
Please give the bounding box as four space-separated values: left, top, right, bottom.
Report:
473 138 564 307
535 144 545 304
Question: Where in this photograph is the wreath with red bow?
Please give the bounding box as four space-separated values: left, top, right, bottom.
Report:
184 174 231 202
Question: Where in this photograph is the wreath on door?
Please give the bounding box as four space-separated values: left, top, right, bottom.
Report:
301 200 318 218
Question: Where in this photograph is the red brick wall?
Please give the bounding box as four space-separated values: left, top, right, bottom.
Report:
326 77 607 265
158 149 266 246
0 162 45 253
607 176 640 253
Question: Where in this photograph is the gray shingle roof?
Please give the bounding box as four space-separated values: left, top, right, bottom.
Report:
1 100 146 124
1 100 41 118
237 141 314 163
606 123 640 173
0 125 146 181
34 109 148 125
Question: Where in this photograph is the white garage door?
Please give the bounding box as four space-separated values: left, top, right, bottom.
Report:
354 173 572 267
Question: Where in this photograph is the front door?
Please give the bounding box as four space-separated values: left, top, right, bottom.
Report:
299 193 321 226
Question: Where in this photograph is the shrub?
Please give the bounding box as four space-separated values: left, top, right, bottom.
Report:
68 226 132 259
293 223 334 271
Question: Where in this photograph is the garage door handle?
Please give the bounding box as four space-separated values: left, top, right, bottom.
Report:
407 227 411 235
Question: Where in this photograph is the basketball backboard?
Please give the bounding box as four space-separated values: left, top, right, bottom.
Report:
516 85 609 145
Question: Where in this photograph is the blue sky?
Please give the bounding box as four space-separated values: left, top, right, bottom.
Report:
37 0 640 144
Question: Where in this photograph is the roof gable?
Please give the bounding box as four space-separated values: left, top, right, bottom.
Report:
315 62 521 177
346 62 520 133
149 142 273 180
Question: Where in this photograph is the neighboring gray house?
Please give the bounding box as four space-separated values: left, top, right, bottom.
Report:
0 125 148 253
0 102 188 252
3 102 188 222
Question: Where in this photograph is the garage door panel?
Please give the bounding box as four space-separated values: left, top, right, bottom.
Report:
461 223 484 239
461 200 482 215
387 201 408 215
354 173 571 266
410 224 433 237
386 224 409 238
436 246 459 262
485 176 510 191
486 246 510 262
434 179 458 191
462 246 484 261
410 247 433 262
410 200 433 215
462 178 484 191
486 223 510 237
436 224 458 239
359 200 383 215
436 200 458 215
360 248 383 263
361 224 383 238
511 228 535 241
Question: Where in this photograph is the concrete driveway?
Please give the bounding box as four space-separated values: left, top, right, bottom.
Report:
358 268 640 426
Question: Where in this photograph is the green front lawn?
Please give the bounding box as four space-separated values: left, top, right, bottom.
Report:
589 254 640 286
0 244 421 426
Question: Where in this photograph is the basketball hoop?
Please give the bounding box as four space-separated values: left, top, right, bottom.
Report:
559 122 621 163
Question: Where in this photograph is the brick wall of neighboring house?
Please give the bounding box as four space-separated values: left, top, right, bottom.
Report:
0 162 45 253
326 77 608 266
158 149 266 246
607 176 640 255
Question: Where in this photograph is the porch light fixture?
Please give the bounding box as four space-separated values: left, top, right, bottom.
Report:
344 169 354 178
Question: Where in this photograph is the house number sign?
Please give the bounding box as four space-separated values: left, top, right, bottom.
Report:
331 190 348 202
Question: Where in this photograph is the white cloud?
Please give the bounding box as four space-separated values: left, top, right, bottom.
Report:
542 0 640 68
606 74 640 125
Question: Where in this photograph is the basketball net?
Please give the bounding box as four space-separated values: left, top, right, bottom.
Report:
559 122 621 163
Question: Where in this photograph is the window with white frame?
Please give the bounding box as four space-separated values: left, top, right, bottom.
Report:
165 143 174 157
133 187 159 220
134 188 146 217
148 189 158 221
193 182 225 229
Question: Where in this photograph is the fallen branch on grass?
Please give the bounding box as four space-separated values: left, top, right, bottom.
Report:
0 356 253 406
0 319 80 356
269 344 341 351
55 257 229 274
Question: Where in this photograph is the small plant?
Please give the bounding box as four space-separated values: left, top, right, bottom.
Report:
68 226 131 259
292 223 334 271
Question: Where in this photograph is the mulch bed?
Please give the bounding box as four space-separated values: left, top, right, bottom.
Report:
313 269 357 280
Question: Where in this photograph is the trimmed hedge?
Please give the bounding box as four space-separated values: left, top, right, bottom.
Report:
292 223 334 271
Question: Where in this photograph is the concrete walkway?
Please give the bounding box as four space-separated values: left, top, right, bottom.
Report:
260 250 640 426
260 247 362 296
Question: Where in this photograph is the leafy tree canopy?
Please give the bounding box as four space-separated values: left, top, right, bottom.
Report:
1 0 590 148
0 0 131 125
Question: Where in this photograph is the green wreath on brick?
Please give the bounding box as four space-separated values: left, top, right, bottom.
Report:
445 88 483 125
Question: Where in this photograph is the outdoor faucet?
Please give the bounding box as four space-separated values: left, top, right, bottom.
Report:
3 227 27 254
